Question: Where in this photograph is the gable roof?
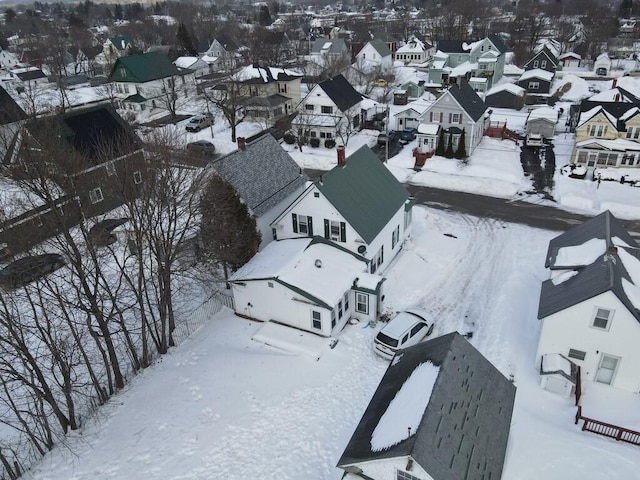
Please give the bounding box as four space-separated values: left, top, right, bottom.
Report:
311 38 349 55
337 332 516 480
234 64 302 84
208 134 307 217
525 46 558 68
109 52 192 83
518 68 555 82
313 146 409 244
538 211 640 321
317 74 363 112
108 36 133 51
487 34 509 54
436 40 467 54
367 39 392 57
24 104 140 167
445 82 487 122
214 35 240 52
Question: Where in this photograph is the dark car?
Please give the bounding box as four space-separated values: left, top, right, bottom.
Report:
88 218 129 247
0 254 66 289
377 131 397 145
399 127 417 142
186 140 216 155
185 114 214 132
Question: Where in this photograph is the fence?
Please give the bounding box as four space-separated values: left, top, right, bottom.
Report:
573 366 640 446
172 291 235 344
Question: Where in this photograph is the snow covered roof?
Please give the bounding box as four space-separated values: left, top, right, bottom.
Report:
503 64 525 76
577 105 618 128
519 69 554 82
417 123 441 135
575 138 640 151
337 333 516 479
540 354 577 382
486 82 526 97
396 38 426 54
231 237 370 308
234 64 302 83
539 211 640 321
173 57 201 69
449 61 477 77
527 107 558 122
559 52 581 60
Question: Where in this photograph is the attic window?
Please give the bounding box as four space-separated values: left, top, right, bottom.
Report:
592 307 613 330
119 67 127 77
397 471 422 480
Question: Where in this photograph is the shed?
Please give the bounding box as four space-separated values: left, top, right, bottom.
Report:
485 83 526 110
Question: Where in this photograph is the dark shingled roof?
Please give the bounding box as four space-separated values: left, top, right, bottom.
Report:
208 134 307 217
109 52 192 83
488 34 509 54
315 145 410 244
436 40 466 53
538 211 640 321
317 74 362 112
447 82 487 122
26 104 140 165
337 332 516 480
16 69 46 81
368 39 392 57
0 85 26 125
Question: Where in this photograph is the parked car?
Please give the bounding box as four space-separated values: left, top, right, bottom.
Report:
0 254 66 289
596 67 608 76
373 79 388 87
373 308 435 360
399 127 418 142
185 114 214 132
377 131 396 145
186 140 216 154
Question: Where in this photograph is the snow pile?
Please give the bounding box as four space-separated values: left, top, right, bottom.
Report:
618 248 640 310
595 167 640 184
551 270 578 285
541 353 573 376
553 238 606 268
553 74 591 101
370 361 439 452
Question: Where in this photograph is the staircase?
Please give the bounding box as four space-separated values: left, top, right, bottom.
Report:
484 122 519 145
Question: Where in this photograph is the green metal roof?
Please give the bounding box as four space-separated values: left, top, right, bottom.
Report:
109 52 193 83
124 93 147 103
108 36 133 51
315 146 410 244
369 39 392 57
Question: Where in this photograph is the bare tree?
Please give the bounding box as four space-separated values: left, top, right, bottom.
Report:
203 78 246 143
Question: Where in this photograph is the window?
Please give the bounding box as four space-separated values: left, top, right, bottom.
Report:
105 162 116 176
305 104 314 111
370 246 384 273
397 470 422 480
568 349 586 361
321 105 333 114
325 219 346 242
292 214 313 235
344 292 349 312
311 311 322 330
451 113 460 123
133 171 142 184
528 81 540 90
314 192 320 198
338 301 343 319
410 322 426 337
589 125 608 137
356 293 369 314
331 310 336 328
89 187 103 204
541 60 547 68
533 60 539 68
592 307 613 330
278 83 287 93
392 225 400 248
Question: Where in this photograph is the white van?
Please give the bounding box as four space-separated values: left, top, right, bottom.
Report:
373 308 435 360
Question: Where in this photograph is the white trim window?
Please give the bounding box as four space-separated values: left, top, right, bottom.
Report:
528 81 540 90
392 225 400 248
370 245 384 274
592 307 613 330
89 187 104 204
588 124 608 137
397 470 422 480
133 171 142 184
626 127 640 140
292 213 313 236
356 292 369 314
311 310 322 330
105 162 116 176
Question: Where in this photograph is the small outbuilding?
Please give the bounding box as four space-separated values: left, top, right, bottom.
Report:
485 82 526 110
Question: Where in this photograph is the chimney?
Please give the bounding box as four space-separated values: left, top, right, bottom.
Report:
237 137 246 150
337 145 346 166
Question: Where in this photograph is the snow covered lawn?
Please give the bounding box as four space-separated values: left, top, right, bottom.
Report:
25 207 640 480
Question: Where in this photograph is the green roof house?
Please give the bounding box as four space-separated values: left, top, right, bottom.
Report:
108 52 195 115
271 145 414 275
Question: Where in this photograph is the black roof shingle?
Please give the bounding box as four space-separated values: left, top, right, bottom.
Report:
317 74 362 112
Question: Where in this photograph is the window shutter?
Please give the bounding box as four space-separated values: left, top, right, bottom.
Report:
324 219 330 239
439 112 443 122
429 112 433 122
449 113 452 123
459 114 462 124
308 217 314 236
292 213 298 233
340 222 346 242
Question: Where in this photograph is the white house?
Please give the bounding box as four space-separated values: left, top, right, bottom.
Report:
294 74 364 141
419 81 490 155
271 145 414 274
230 237 385 337
202 36 243 72
394 36 432 65
394 104 429 131
207 134 307 249
594 52 612 76
337 332 516 480
355 39 393 73
108 52 196 114
536 210 640 393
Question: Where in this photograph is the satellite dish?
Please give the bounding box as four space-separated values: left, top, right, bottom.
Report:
357 245 366 254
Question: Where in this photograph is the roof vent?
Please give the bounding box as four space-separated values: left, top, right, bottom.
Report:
607 245 618 256
315 259 322 268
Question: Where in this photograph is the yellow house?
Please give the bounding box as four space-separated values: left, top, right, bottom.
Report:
572 105 640 168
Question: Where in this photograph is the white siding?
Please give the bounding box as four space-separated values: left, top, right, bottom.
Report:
256 184 307 250
536 291 640 392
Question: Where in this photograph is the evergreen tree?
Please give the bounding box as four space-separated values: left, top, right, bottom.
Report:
176 22 197 56
445 133 454 158
435 128 445 156
198 174 261 287
4 8 16 23
114 3 123 20
258 5 272 26
454 128 467 159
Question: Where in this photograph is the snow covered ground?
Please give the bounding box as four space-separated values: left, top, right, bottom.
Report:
24 208 640 480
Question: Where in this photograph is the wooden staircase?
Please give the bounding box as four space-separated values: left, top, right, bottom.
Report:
484 122 519 145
